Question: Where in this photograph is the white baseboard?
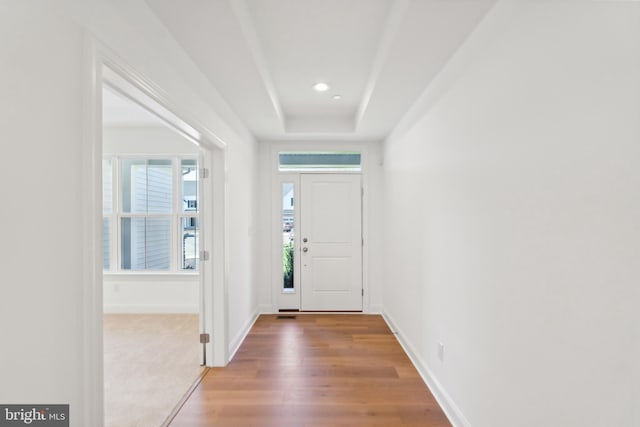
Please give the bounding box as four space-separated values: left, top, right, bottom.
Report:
228 308 261 362
103 304 199 314
382 311 472 427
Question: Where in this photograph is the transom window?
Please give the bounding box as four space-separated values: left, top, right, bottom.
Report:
278 152 361 172
103 157 199 273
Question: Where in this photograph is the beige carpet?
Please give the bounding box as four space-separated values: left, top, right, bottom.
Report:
103 314 205 427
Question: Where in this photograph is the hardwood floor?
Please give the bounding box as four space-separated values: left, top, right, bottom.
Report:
169 314 451 427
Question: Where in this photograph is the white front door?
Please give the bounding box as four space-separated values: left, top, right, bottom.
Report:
300 174 362 311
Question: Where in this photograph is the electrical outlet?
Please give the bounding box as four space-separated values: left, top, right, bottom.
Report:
438 342 445 362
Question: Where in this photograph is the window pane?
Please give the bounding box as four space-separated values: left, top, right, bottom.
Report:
146 217 171 269
121 159 145 213
279 152 361 171
120 217 170 270
121 159 173 213
121 217 143 270
181 159 198 212
181 217 199 270
103 217 110 270
103 159 112 214
282 183 294 290
147 160 173 213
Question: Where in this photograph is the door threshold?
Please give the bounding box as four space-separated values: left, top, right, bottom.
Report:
279 310 364 314
160 367 210 427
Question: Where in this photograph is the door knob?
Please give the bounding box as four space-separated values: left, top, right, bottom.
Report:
302 247 308 253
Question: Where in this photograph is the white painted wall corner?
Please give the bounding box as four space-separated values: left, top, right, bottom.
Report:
258 303 275 314
228 308 261 362
382 311 472 427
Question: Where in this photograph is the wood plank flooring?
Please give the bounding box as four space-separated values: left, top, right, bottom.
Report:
169 314 451 427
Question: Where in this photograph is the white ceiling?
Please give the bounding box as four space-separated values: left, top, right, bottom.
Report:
102 87 164 126
142 0 497 142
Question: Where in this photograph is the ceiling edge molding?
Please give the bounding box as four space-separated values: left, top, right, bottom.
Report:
230 0 285 130
386 0 503 146
354 0 410 130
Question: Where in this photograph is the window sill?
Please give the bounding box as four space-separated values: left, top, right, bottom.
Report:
103 271 199 279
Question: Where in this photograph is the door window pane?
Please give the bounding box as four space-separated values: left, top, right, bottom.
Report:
282 183 294 290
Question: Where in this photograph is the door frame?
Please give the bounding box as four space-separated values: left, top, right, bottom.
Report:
269 142 376 313
82 38 229 426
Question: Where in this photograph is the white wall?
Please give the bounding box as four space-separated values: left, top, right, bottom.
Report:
103 126 200 313
366 141 385 313
103 275 199 314
382 2 640 426
0 1 259 425
256 142 274 312
103 125 199 155
226 133 261 354
0 1 85 414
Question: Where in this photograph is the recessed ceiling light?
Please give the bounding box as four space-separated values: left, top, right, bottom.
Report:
312 82 330 92
332 95 342 100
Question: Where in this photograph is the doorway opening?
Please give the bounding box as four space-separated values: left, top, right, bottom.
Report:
86 57 228 427
101 84 205 427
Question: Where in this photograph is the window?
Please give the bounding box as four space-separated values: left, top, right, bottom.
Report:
180 159 199 270
279 152 361 172
103 156 199 273
102 158 112 270
282 183 294 291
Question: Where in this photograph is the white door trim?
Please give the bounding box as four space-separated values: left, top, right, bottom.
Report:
82 37 229 427
268 142 375 314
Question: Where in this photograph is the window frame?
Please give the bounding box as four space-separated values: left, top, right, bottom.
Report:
103 155 199 275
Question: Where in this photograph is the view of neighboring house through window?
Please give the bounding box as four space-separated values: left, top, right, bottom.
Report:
103 158 112 270
180 159 199 270
102 156 199 272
